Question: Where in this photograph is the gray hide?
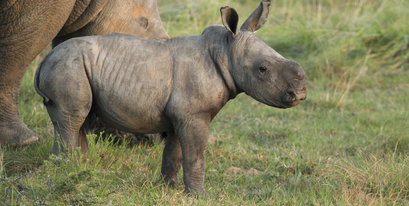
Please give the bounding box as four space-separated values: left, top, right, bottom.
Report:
0 0 169 146
35 0 306 195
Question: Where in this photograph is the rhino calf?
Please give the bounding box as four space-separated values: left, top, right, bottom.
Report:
35 0 306 195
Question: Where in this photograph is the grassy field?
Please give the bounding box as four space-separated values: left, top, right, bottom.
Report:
1 0 409 205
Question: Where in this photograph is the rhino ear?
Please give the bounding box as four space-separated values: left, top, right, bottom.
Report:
240 0 271 32
220 6 239 37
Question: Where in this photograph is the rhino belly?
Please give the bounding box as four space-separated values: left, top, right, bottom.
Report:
90 75 173 134
92 93 173 134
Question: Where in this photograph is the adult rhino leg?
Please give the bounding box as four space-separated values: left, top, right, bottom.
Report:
0 38 45 146
0 0 76 146
175 118 210 196
0 73 38 146
161 131 182 186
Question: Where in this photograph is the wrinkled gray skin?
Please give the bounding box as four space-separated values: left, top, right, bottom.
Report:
0 0 169 146
34 0 306 195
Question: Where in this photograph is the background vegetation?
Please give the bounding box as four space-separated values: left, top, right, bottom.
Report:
1 0 408 205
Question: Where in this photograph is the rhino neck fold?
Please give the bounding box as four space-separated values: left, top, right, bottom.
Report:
57 0 109 37
207 32 239 100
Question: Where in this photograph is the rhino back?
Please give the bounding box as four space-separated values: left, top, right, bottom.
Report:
83 34 173 133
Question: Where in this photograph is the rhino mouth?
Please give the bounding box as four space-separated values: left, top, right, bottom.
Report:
280 91 306 108
283 99 304 108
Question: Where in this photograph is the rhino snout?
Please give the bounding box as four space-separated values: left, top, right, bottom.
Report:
278 61 307 107
282 87 307 107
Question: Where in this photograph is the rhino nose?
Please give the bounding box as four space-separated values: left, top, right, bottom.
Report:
285 88 307 103
284 89 297 103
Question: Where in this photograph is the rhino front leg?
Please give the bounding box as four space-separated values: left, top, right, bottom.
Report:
175 118 210 196
160 131 182 186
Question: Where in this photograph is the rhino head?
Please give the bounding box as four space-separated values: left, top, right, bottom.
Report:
219 0 307 108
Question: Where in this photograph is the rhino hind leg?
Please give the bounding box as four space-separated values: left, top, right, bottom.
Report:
50 116 90 156
45 81 93 156
160 131 183 186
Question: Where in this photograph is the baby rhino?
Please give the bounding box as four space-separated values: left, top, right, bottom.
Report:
35 0 306 196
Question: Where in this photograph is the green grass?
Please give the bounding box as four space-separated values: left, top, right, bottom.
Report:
1 0 409 205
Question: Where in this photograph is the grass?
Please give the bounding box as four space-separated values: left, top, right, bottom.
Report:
1 0 409 205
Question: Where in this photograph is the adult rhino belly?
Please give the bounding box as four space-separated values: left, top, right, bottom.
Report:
90 66 173 134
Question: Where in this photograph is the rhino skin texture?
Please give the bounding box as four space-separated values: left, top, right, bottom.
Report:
0 0 169 146
34 0 307 196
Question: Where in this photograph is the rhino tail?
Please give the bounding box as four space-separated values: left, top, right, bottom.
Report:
34 59 53 107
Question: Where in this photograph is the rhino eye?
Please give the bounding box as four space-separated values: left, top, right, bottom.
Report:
259 66 267 73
